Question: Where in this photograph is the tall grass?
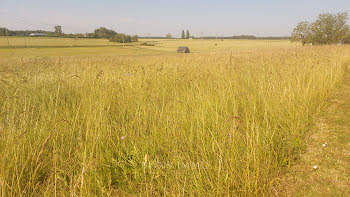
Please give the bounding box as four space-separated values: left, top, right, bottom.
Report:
0 46 349 196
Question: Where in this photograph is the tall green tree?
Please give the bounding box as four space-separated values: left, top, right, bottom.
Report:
186 30 190 39
0 27 9 36
291 21 311 45
181 30 185 39
54 26 62 36
291 12 350 45
309 12 349 44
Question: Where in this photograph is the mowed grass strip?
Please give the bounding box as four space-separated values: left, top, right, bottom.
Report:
276 65 350 196
0 45 349 196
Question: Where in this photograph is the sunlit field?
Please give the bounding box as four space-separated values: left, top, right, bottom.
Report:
0 38 349 196
0 37 124 47
0 37 297 58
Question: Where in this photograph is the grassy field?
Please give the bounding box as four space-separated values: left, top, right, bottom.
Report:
0 38 349 196
0 37 124 47
0 37 297 58
277 66 350 196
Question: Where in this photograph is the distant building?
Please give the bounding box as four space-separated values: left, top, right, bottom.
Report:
177 46 190 53
29 33 46 37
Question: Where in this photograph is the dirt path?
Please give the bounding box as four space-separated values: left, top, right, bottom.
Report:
277 69 350 196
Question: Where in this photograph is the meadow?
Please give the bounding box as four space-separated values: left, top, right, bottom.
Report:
0 37 349 196
0 37 295 57
0 37 124 47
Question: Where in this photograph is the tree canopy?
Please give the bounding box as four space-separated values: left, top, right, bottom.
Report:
54 26 62 36
109 34 138 43
186 30 190 39
94 27 117 39
291 12 350 45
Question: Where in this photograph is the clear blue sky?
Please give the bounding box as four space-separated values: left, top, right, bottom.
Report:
0 0 349 37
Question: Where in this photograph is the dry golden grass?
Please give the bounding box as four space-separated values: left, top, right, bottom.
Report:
276 66 350 196
0 41 349 196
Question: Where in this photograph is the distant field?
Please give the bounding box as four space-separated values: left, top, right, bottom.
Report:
0 37 298 58
140 38 297 53
0 36 124 47
1 38 347 196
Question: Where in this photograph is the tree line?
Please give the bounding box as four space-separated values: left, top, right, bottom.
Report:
164 31 288 40
291 12 350 45
0 27 56 37
93 27 138 43
203 35 289 40
0 26 138 43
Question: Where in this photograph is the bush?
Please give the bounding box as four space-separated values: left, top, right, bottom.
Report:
109 34 132 43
